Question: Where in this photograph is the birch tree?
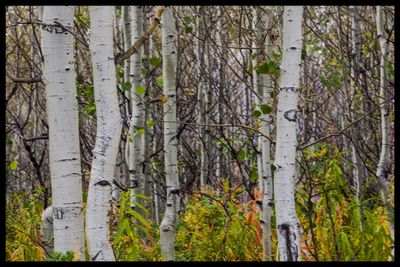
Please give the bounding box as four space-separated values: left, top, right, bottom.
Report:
86 6 122 261
41 5 85 258
376 5 394 257
349 6 365 231
273 5 303 262
127 6 145 209
252 6 274 261
196 6 207 188
159 6 180 261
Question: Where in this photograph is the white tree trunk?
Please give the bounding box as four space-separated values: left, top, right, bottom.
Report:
252 6 274 261
159 6 180 261
127 6 145 209
86 6 122 261
273 6 303 262
41 6 85 258
350 6 364 231
376 6 394 258
196 6 207 188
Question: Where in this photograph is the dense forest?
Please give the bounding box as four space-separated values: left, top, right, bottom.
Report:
5 5 394 261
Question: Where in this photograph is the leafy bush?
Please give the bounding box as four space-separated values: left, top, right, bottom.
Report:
175 187 263 261
111 191 161 261
6 189 46 261
297 144 393 261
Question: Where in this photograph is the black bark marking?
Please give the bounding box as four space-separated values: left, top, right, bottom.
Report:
284 109 297 122
278 224 298 261
94 180 111 187
131 180 139 188
169 189 180 196
59 158 77 162
256 200 262 206
55 208 63 220
281 87 298 92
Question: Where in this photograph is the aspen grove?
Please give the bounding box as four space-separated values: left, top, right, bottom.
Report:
5 5 395 261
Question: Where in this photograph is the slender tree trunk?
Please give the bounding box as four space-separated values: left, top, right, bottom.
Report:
274 6 303 262
376 6 394 259
127 6 145 211
196 6 207 188
41 5 85 258
149 34 161 225
350 5 365 231
86 6 121 261
159 6 180 261
252 6 274 261
216 6 225 196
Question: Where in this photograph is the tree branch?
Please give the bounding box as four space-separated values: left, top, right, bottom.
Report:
115 6 165 65
6 70 42 83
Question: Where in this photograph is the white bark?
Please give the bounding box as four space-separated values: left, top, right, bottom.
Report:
41 6 85 258
86 6 121 261
252 6 274 261
40 206 54 256
376 6 394 258
196 6 207 188
350 6 364 231
273 6 303 262
127 6 145 209
159 6 180 261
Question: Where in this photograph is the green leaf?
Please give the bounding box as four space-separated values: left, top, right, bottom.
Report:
185 26 193 33
122 82 132 91
249 165 258 182
134 128 145 136
135 85 145 95
149 57 160 67
116 66 124 78
237 148 246 161
256 60 269 75
146 119 154 128
256 60 279 75
260 104 272 114
253 110 262 118
9 160 18 171
183 16 193 24
85 104 96 115
127 208 150 228
86 84 94 98
156 75 163 87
